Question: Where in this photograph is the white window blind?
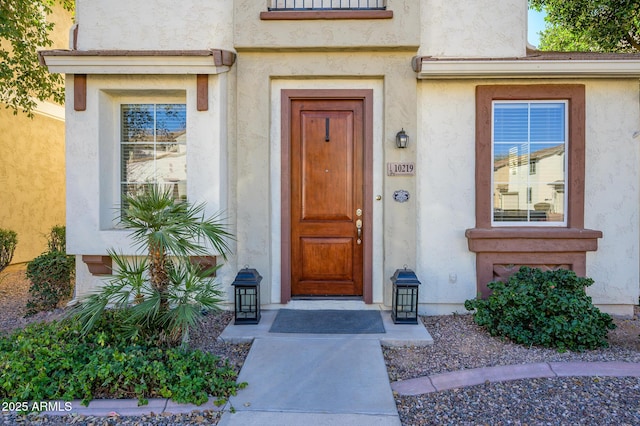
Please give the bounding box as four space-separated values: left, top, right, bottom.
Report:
492 101 567 226
120 104 187 202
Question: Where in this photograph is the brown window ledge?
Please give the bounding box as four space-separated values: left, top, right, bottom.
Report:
466 227 603 252
465 227 603 297
260 10 393 20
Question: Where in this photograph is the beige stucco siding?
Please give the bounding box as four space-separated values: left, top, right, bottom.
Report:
583 79 640 312
75 0 234 51
415 80 477 314
419 0 527 58
0 109 66 264
64 73 234 299
234 50 418 306
0 4 71 264
416 79 640 316
234 0 419 50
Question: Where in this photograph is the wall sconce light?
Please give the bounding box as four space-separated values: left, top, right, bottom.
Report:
396 129 409 148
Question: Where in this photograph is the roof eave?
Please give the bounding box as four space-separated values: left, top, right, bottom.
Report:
38 49 237 75
413 58 640 79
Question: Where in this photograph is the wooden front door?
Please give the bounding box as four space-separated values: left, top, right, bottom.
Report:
289 97 365 297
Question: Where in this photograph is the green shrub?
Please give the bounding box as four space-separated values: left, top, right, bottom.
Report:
0 228 17 272
464 267 615 352
25 226 75 316
46 225 66 252
70 186 232 347
0 312 245 406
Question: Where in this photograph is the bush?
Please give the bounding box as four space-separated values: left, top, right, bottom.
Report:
46 225 66 253
0 312 245 406
25 226 75 316
69 186 232 347
0 228 17 272
464 267 615 352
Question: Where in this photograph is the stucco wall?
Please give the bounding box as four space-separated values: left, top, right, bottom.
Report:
234 0 419 50
416 79 640 316
419 0 527 58
0 4 70 264
0 110 66 264
234 50 417 306
584 79 640 313
65 73 235 298
75 0 234 51
415 80 477 314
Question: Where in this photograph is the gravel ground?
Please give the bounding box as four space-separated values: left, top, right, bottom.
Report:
384 312 640 425
2 265 640 425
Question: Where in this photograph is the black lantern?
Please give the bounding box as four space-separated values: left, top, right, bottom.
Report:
232 268 262 324
391 267 421 324
395 129 409 148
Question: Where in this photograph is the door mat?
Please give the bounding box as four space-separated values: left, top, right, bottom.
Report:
269 309 385 334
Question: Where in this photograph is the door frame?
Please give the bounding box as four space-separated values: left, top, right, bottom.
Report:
281 89 374 304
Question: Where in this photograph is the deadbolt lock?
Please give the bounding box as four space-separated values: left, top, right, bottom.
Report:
356 208 362 217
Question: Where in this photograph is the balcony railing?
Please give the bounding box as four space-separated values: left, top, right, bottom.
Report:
267 0 387 11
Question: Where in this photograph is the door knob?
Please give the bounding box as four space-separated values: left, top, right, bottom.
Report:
356 219 363 245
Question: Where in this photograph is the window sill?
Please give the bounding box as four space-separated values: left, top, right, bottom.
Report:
260 10 393 20
465 227 603 252
465 227 603 297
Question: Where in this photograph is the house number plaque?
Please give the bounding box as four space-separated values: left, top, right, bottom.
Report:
387 162 415 176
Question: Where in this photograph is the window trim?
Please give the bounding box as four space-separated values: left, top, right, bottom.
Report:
107 94 186 227
474 85 585 229
119 102 188 203
466 84 602 297
260 10 392 19
490 99 569 227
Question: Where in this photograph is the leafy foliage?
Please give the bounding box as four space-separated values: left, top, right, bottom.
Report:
464 267 615 351
25 226 74 316
0 0 74 116
530 0 640 52
0 228 17 272
70 186 233 347
0 312 245 406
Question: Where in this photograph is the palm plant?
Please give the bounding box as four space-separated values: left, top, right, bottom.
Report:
70 186 233 347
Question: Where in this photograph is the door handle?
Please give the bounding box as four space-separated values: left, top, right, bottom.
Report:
356 219 362 245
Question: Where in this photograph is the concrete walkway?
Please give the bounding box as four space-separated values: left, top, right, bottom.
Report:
215 309 433 425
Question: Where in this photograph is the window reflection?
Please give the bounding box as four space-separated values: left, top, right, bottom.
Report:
492 102 567 224
120 104 187 202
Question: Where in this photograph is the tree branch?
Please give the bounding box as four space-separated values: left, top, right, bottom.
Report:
624 33 640 51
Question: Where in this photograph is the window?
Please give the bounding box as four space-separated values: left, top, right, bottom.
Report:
492 101 567 226
267 0 387 10
261 0 392 19
120 104 187 202
467 85 602 298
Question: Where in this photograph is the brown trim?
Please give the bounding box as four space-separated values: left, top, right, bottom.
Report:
196 74 208 111
74 74 87 111
467 84 601 297
260 10 393 20
72 24 78 50
474 84 585 228
82 255 112 275
280 89 374 304
474 252 589 297
466 228 602 252
189 256 217 277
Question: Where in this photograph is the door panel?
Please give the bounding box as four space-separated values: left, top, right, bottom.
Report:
291 99 364 297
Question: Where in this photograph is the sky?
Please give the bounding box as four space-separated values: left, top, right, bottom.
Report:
528 8 547 47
